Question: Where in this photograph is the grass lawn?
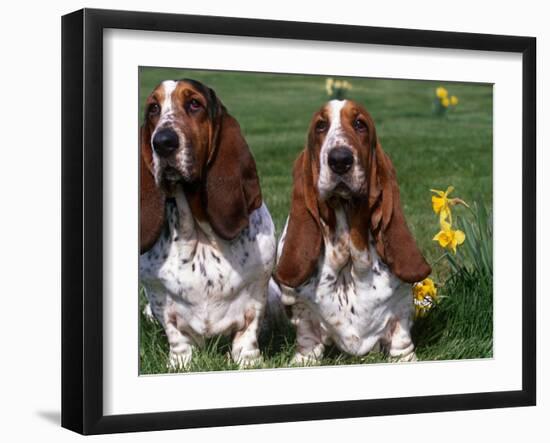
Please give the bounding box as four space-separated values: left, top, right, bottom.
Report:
139 67 493 374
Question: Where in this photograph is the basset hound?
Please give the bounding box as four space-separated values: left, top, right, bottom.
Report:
274 99 431 364
139 79 276 369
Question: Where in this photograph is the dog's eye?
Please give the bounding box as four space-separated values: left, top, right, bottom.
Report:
148 103 160 116
353 118 367 132
315 120 328 133
188 98 202 112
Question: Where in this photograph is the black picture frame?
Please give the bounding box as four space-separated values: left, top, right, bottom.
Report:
61 8 536 435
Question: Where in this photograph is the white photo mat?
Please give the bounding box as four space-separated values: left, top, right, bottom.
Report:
103 28 522 416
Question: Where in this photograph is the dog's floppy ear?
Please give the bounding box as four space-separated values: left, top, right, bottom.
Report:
204 111 262 240
368 142 431 283
140 125 165 254
275 150 323 287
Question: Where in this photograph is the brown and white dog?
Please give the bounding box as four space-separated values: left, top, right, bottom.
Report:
274 99 431 364
139 79 276 369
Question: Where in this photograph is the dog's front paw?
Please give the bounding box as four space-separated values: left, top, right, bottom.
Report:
388 349 418 363
291 343 324 366
291 352 320 366
395 351 418 362
234 349 263 369
167 350 193 371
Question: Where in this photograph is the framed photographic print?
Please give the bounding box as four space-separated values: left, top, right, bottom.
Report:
61 8 536 435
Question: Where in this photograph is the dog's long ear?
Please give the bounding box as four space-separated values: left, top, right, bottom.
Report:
204 111 262 240
140 125 165 254
368 142 431 283
275 151 323 287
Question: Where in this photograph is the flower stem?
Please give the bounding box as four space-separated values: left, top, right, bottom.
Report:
432 253 448 265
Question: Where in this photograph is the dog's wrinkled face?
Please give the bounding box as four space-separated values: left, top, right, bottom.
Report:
143 79 219 187
308 99 376 201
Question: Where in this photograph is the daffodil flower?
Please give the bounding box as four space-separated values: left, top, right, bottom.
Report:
413 278 438 318
433 220 465 254
441 97 450 108
436 87 448 99
325 78 334 96
431 186 455 223
431 186 470 224
450 95 459 106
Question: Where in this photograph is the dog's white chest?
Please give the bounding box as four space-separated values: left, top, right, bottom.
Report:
140 196 276 338
309 247 411 354
280 211 413 355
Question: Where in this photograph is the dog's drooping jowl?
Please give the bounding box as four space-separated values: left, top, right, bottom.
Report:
139 79 276 369
275 99 431 364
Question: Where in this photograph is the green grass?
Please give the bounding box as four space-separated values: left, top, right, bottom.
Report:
138 67 493 374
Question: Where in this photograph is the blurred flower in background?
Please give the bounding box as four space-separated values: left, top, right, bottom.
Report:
436 87 447 99
325 78 334 96
326 78 352 100
433 86 459 115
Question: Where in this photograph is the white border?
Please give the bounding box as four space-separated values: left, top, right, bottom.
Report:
103 29 522 416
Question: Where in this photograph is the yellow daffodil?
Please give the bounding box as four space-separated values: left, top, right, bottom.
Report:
325 78 334 96
450 95 458 106
433 220 465 254
413 278 438 318
431 186 469 223
342 80 352 90
436 87 448 99
431 186 454 222
441 97 450 107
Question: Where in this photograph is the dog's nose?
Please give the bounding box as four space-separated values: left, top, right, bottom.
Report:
328 147 354 175
152 128 179 157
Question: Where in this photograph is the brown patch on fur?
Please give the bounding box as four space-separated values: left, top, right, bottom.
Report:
233 308 256 341
183 186 208 223
380 317 399 348
389 317 399 335
167 309 178 327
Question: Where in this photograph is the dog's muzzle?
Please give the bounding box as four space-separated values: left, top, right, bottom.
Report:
328 146 354 175
152 127 179 158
